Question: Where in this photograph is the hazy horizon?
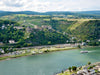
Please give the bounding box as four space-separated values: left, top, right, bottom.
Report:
0 10 100 13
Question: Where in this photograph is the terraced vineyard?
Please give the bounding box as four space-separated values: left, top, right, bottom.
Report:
0 14 100 46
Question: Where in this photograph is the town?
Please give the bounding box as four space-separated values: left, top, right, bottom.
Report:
57 62 100 75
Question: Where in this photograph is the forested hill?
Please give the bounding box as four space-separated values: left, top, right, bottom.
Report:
0 11 100 18
0 19 69 47
77 11 100 15
0 20 24 43
71 20 100 41
0 14 100 47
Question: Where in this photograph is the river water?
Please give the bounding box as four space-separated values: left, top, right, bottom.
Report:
0 47 100 75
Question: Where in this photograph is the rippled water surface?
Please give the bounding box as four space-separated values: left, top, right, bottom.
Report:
0 47 100 75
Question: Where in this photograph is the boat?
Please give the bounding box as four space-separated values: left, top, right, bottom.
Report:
80 51 88 53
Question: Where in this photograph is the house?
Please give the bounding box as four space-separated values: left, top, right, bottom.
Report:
82 42 87 46
89 69 96 75
0 49 5 53
77 69 95 75
22 51 26 54
14 26 23 29
31 51 36 54
72 37 76 40
9 40 15 44
41 25 52 30
34 25 39 29
66 40 69 43
0 42 3 45
24 20 26 22
87 40 90 42
98 39 100 42
26 26 32 33
2 25 6 29
71 73 77 75
11 24 14 26
93 65 100 72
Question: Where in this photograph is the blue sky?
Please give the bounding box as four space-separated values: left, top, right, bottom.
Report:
0 0 100 12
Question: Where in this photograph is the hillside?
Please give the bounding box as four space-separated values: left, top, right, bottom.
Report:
0 11 100 18
0 19 69 47
0 20 24 43
0 14 100 47
0 14 76 31
70 20 100 42
77 11 100 15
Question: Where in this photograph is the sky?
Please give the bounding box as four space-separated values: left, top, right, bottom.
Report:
0 0 100 12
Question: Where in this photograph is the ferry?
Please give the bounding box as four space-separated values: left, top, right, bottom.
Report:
80 51 88 53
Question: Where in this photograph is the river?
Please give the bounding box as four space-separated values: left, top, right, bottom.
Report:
0 47 100 75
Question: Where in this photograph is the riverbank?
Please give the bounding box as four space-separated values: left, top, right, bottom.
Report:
0 45 98 61
0 46 100 75
0 53 32 61
57 62 100 75
0 46 78 61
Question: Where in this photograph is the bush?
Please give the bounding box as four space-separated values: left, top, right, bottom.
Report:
88 62 91 65
23 43 28 47
62 70 64 73
44 50 50 53
77 45 81 48
72 66 77 71
88 66 93 69
68 67 71 72
15 44 21 48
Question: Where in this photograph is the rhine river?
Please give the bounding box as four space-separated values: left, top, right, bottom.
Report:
0 47 100 75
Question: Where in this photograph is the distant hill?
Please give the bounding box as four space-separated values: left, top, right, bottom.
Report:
0 11 100 18
0 11 75 16
77 11 100 15
0 11 7 13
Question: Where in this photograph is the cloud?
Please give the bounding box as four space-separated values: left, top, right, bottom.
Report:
0 0 100 12
1 0 25 7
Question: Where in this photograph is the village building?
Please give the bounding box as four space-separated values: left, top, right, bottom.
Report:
2 25 6 29
41 25 52 30
82 42 87 46
14 26 23 29
11 24 14 26
87 40 91 42
9 40 15 44
75 43 82 46
77 69 95 75
0 42 3 45
93 65 100 72
34 25 39 29
26 26 32 33
33 25 42 30
24 20 26 22
98 39 100 42
0 48 5 54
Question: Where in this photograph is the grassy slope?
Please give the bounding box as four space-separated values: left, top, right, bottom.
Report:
0 14 50 27
70 20 100 40
67 19 96 30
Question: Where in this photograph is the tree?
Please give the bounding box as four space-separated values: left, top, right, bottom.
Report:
88 62 91 65
88 66 93 69
23 43 28 47
77 45 81 49
15 44 21 48
18 39 25 45
62 70 64 73
68 67 71 72
72 66 77 71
